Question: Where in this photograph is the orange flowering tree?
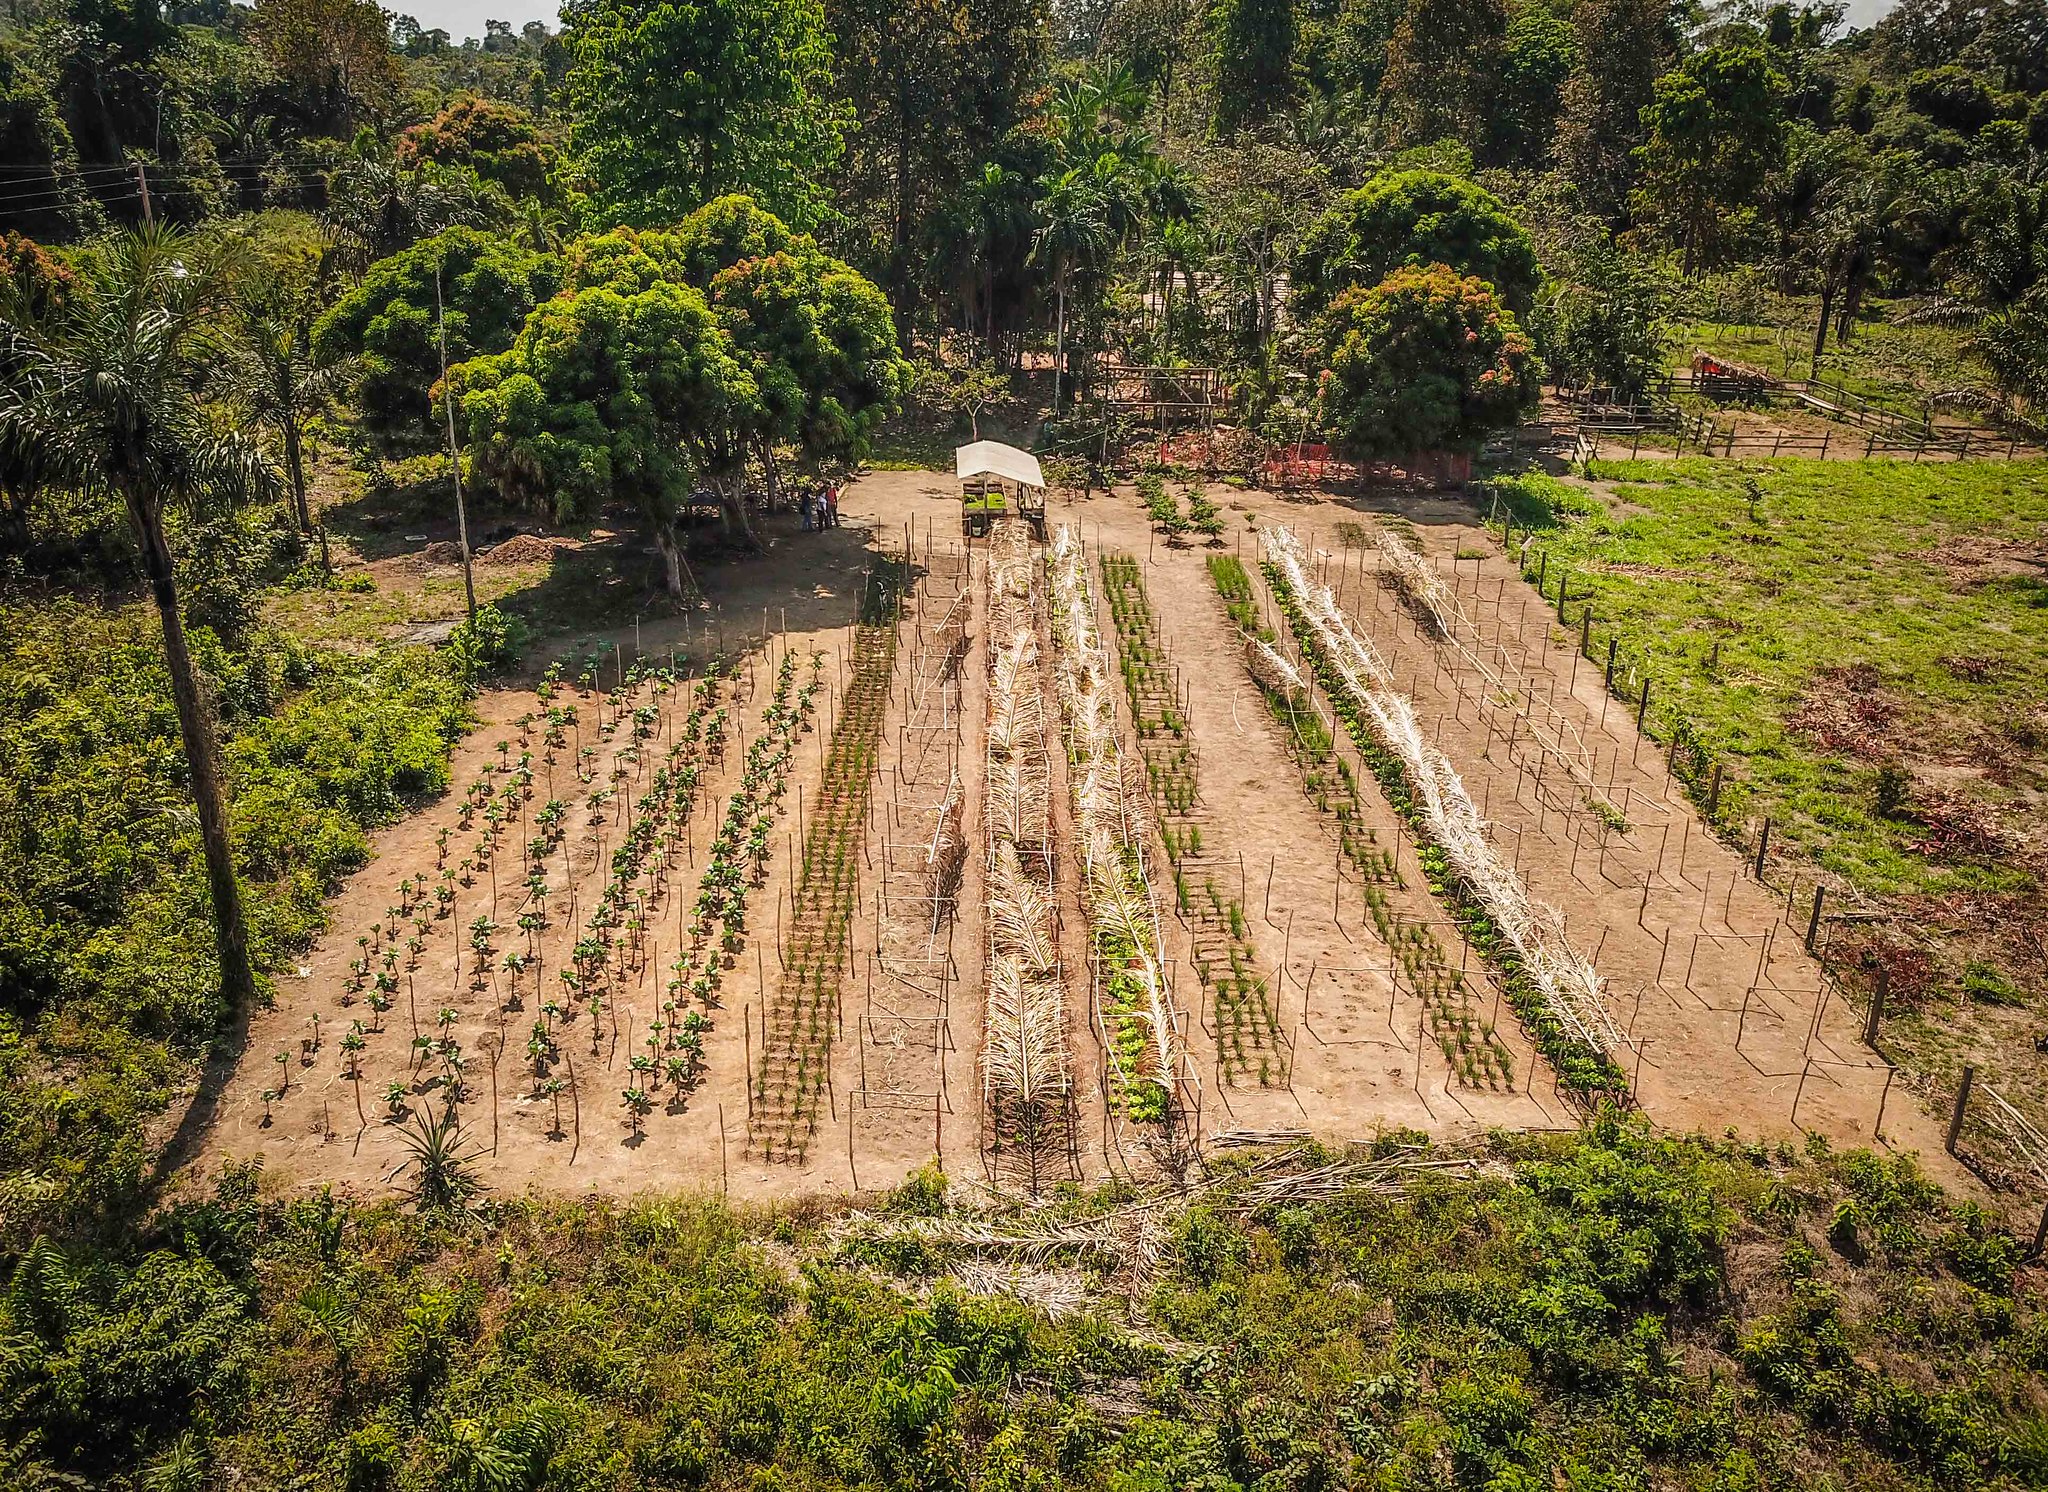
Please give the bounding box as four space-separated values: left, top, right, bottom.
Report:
1315 263 1540 460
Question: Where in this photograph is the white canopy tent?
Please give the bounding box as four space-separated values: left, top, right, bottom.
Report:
955 441 1044 490
955 441 1046 537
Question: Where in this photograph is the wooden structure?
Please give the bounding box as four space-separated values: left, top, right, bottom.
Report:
955 441 1046 539
1691 352 1775 403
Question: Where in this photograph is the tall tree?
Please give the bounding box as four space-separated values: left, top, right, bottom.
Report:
707 249 908 490
1804 149 1923 370
1031 167 1115 409
248 0 403 133
1487 6 1578 169
1207 0 1296 132
459 277 753 597
398 96 560 201
827 0 1046 342
1314 264 1539 459
1552 0 1675 219
1633 45 1786 276
562 0 845 230
0 229 278 1010
1380 0 1507 155
312 226 560 452
1293 169 1541 321
217 287 352 572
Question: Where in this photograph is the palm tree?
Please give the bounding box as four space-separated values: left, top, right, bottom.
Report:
397 1106 484 1212
0 227 276 1009
1147 216 1207 362
1031 169 1111 411
1806 159 1923 374
943 163 1034 352
322 135 504 279
217 290 353 574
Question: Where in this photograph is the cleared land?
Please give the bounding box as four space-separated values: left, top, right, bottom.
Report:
198 462 2031 1205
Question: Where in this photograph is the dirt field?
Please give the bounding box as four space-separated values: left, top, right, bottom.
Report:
195 467 1974 1204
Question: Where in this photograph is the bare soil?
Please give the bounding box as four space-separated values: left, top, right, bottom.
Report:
191 468 1976 1207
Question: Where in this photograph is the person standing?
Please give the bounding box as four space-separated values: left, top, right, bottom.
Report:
799 488 813 531
825 481 840 528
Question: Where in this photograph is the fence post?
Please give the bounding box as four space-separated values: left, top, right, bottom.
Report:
1604 637 1617 690
1945 1064 1975 1154
1706 763 1723 820
1804 884 1825 952
1863 965 1886 1046
1754 816 1771 880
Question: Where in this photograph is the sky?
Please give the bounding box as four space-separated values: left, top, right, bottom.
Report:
395 0 558 42
393 0 1901 50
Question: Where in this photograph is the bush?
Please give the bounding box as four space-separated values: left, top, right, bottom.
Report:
1316 266 1540 459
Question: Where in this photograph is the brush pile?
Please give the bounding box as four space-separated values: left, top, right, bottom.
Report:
982 523 1067 1130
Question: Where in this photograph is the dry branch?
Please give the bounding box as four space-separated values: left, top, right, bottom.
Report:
1264 526 1627 1068
1374 529 1623 820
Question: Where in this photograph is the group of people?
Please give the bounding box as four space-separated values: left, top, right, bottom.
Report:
799 481 841 531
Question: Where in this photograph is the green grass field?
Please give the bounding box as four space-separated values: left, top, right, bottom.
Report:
1485 457 2048 1143
1494 458 2045 899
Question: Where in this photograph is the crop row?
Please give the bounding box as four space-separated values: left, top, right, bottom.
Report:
1134 471 1225 543
1208 555 1515 1089
1100 553 1286 1084
1047 527 1177 1125
753 565 905 1161
329 659 730 1133
1259 527 1627 1099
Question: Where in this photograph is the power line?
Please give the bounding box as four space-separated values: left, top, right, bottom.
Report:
0 162 137 177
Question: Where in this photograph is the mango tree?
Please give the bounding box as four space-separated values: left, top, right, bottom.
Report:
313 226 561 452
1314 264 1539 462
706 246 908 507
456 276 756 599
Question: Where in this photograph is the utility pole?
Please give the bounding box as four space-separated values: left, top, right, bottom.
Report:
134 161 153 227
435 268 478 628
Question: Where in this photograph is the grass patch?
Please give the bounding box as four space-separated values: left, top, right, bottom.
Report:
1669 296 1998 427
1519 458 2045 902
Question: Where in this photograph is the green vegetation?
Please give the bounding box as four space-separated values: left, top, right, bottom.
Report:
0 583 475 1236
1499 460 2045 902
1293 170 1542 320
4 1120 2042 1490
1 0 2046 1482
1318 264 1541 457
